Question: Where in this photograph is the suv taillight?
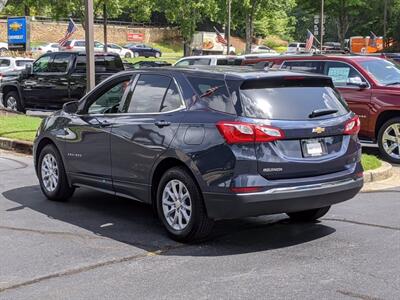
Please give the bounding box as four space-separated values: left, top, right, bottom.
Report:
65 45 73 49
344 116 361 135
216 121 284 144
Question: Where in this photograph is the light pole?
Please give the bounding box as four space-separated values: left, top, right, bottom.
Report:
103 0 108 53
226 0 231 55
85 0 95 92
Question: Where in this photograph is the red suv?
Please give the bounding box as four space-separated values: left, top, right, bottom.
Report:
244 55 400 163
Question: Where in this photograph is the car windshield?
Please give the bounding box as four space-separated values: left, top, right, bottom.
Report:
359 59 400 86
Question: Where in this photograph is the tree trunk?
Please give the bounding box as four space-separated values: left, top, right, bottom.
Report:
24 4 30 16
183 40 191 56
245 14 252 54
336 14 349 49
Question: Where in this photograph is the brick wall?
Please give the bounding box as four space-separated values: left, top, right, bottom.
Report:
0 19 180 44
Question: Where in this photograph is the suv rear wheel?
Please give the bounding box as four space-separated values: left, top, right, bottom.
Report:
287 206 330 222
156 167 214 242
4 91 25 113
378 117 400 164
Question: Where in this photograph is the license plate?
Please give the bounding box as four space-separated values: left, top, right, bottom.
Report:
302 139 326 157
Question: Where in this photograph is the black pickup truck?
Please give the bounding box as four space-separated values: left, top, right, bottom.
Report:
1 52 125 112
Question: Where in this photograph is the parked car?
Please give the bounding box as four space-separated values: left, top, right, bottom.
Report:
287 42 319 54
0 42 8 54
0 57 34 73
1 52 124 112
243 55 400 163
174 55 244 66
106 43 134 58
60 40 104 52
131 60 172 68
251 45 278 54
33 66 363 242
33 43 60 53
123 43 162 58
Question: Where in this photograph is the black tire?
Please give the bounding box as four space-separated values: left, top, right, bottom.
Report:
156 167 214 242
377 117 400 164
37 144 75 201
287 206 331 222
124 52 132 58
4 91 25 113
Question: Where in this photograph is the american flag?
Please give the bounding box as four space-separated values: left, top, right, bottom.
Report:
58 18 78 46
305 30 314 52
214 27 227 45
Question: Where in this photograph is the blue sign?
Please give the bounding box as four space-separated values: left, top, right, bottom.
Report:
8 17 28 45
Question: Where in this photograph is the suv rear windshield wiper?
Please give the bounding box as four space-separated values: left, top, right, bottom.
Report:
309 109 338 118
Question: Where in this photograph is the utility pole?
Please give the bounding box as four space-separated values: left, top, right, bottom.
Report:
320 0 324 52
103 0 108 53
85 0 95 92
383 0 388 46
226 0 231 55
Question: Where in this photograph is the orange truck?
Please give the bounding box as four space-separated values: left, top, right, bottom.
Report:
350 36 384 53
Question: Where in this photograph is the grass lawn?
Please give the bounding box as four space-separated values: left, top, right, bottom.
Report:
361 154 382 171
0 115 42 142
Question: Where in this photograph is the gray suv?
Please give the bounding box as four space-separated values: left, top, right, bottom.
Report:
33 67 364 242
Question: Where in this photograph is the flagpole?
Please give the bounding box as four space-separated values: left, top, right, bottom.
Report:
226 0 231 55
320 0 324 52
103 0 108 53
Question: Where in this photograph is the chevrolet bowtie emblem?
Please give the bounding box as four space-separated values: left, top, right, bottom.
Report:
9 22 22 31
312 127 325 134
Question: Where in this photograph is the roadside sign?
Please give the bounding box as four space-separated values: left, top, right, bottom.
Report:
127 33 144 42
7 16 30 51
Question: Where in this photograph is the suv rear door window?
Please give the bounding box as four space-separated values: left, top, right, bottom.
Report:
187 76 235 114
324 61 367 87
240 78 349 120
128 74 171 113
176 58 211 66
0 59 10 67
16 60 33 67
50 53 73 73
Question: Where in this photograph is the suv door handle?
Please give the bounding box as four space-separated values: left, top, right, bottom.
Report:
155 120 171 128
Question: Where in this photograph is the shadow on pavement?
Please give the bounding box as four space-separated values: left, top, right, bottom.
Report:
2 185 336 256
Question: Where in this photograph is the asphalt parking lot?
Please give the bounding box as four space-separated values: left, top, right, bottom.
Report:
0 150 399 299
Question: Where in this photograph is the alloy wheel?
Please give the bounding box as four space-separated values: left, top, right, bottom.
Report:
162 179 192 231
41 153 59 192
6 96 17 111
382 123 400 160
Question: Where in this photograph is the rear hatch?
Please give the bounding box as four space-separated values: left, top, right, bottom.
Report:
239 75 359 180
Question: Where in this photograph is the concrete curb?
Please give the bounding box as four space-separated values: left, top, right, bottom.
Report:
363 161 393 183
0 137 33 155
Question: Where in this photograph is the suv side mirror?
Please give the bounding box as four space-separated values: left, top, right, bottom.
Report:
63 101 79 114
348 77 368 89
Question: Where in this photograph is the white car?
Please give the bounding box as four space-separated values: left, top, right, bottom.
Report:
287 42 320 54
175 55 244 66
60 40 105 52
0 42 8 54
33 43 60 53
106 43 134 58
0 57 34 73
251 45 277 54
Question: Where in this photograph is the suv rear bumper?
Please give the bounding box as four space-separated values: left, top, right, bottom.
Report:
203 177 363 220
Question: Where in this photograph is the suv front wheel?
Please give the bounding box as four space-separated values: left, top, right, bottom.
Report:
378 117 400 164
156 167 214 242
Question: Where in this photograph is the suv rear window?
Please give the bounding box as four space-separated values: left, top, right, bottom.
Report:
239 78 349 120
187 76 235 114
216 58 243 66
16 60 33 67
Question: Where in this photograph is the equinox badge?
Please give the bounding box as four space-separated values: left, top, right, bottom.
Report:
312 127 325 134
